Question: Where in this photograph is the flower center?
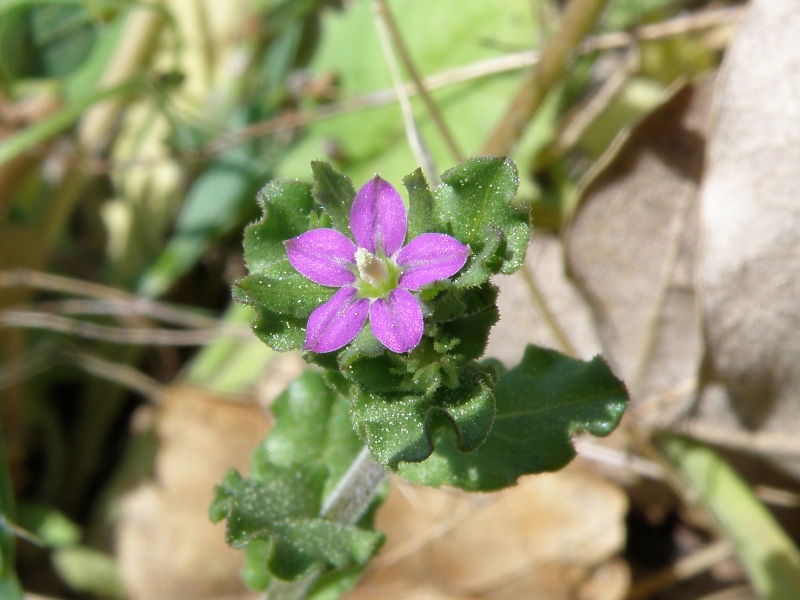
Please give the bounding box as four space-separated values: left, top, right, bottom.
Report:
354 247 400 299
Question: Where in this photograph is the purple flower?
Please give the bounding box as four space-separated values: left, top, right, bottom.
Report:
285 176 469 354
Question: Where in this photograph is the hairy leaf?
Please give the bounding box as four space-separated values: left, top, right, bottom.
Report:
399 345 628 491
253 370 363 496
236 179 326 351
351 362 496 467
211 371 383 588
311 161 356 235
210 467 382 582
433 157 529 281
403 168 436 240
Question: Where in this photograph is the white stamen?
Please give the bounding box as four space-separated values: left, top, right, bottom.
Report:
355 247 390 287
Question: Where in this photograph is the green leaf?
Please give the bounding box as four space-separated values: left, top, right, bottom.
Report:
211 466 381 581
399 345 629 491
236 262 332 319
248 307 307 352
248 179 318 270
403 168 435 240
435 283 499 361
662 436 800 600
211 370 384 589
0 4 96 81
254 370 363 497
311 161 356 235
235 179 325 351
433 157 530 281
351 362 496 467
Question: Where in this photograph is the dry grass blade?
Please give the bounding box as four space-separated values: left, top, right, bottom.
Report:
373 0 437 181
0 269 220 328
481 0 611 156
374 0 464 163
0 311 251 346
676 421 800 458
55 6 743 174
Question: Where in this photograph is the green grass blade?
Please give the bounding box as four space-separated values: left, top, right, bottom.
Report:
663 435 800 600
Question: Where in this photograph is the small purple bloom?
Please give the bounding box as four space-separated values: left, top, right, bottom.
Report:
285 176 469 353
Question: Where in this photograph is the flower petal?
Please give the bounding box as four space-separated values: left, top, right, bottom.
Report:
350 176 407 256
370 288 423 353
305 287 368 353
285 229 357 286
396 233 469 290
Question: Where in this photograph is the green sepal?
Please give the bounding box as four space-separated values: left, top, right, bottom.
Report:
311 161 357 235
433 157 530 282
350 362 496 467
398 345 629 491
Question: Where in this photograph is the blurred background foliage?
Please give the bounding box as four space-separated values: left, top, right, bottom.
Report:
0 0 779 598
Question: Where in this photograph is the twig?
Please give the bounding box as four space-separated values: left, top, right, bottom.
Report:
0 269 219 328
0 343 163 400
674 421 800 458
374 0 464 163
0 311 251 345
29 298 217 330
627 539 735 600
753 485 800 509
537 42 640 167
482 0 611 156
53 6 743 175
696 584 756 600
69 351 164 401
574 435 665 480
518 264 577 357
373 0 438 182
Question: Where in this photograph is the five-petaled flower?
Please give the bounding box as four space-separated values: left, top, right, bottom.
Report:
285 176 469 354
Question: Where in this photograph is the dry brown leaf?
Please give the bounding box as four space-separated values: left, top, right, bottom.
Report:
692 0 800 467
116 386 268 600
564 81 712 415
350 469 628 600
486 234 602 366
